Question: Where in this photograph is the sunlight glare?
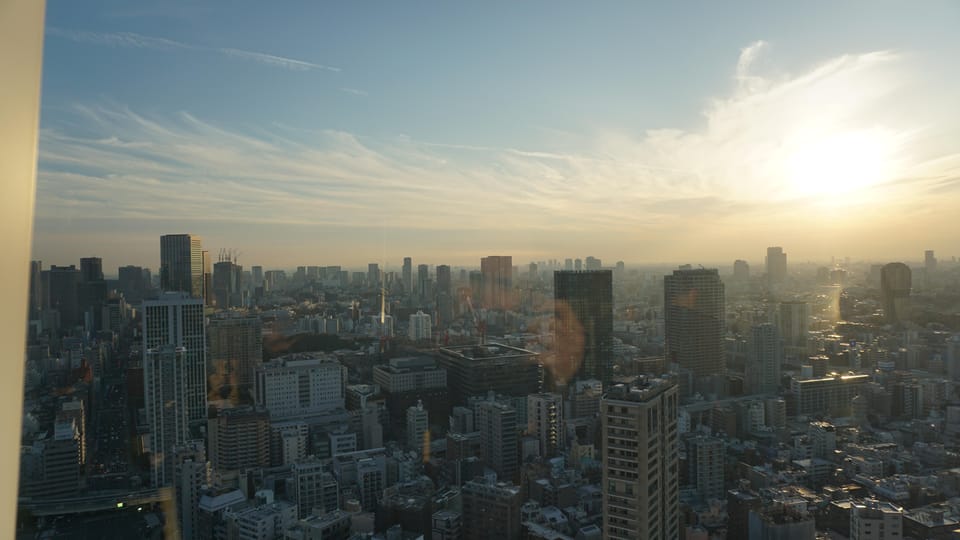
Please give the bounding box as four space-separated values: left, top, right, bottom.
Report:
787 130 896 198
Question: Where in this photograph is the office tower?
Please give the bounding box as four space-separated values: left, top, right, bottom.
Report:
403 257 413 295
46 264 80 327
118 265 147 303
880 263 912 324
408 310 432 341
437 344 540 399
255 354 345 419
79 256 103 282
765 247 787 285
554 270 613 388
585 256 601 270
468 271 483 303
144 346 191 486
574 259 582 271
663 267 725 382
527 393 563 458
251 266 264 287
207 316 263 405
477 401 518 482
143 292 207 426
777 301 809 352
436 264 452 296
207 406 270 478
747 323 782 395
850 500 903 540
28 260 43 319
789 373 869 417
601 377 679 540
733 259 750 281
212 258 242 309
202 250 213 306
480 256 513 310
77 257 108 331
564 259 573 271
461 478 522 540
418 264 430 301
407 400 429 453
368 263 380 289
160 234 204 298
436 264 453 329
293 461 339 518
686 435 724 501
925 250 937 273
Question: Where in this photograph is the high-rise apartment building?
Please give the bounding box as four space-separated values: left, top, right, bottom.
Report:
554 270 613 388
255 354 345 419
477 401 518 482
777 301 809 352
664 267 725 383
207 406 270 478
766 246 787 285
408 310 432 341
880 263 912 324
480 256 513 310
747 323 782 395
207 315 263 405
601 377 679 540
160 234 204 298
527 393 563 458
143 292 207 426
144 346 191 487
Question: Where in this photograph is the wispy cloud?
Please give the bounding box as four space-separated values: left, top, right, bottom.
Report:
219 48 340 72
46 27 340 73
33 42 960 263
340 87 368 96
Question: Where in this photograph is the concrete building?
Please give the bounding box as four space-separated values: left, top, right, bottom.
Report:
407 400 429 454
408 310 433 341
478 400 519 482
766 246 787 286
461 478 523 540
789 373 869 417
480 256 513 310
144 345 192 487
207 406 270 479
747 323 782 395
881 263 912 324
601 377 680 540
292 460 340 518
850 499 903 540
437 343 541 401
255 353 345 419
373 356 447 393
527 393 564 458
686 435 724 502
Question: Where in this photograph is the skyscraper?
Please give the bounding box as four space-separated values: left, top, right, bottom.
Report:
212 258 243 309
686 435 724 501
118 265 147 303
28 260 43 319
777 301 809 351
45 264 80 328
480 256 513 310
881 263 912 324
553 270 613 388
368 263 380 289
418 264 430 303
160 234 204 298
601 377 679 540
79 257 103 282
664 267 725 383
733 259 750 281
402 257 413 296
436 264 453 329
924 250 937 273
765 246 787 286
406 400 429 454
747 323 782 395
143 292 207 426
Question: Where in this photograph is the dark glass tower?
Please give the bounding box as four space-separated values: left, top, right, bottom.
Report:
664 267 725 382
553 269 613 388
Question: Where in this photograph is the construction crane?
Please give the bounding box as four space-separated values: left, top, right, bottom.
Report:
464 295 486 345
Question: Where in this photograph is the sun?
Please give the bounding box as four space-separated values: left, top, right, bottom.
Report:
786 129 897 198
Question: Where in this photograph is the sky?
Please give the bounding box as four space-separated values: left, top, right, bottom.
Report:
32 1 960 272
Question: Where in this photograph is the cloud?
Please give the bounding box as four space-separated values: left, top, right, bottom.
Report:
33 42 960 264
219 48 340 72
340 87 369 96
46 27 191 50
47 27 339 73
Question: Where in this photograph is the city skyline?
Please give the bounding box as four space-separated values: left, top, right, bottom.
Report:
32 1 960 268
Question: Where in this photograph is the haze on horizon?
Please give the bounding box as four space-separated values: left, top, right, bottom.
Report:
32 1 960 271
